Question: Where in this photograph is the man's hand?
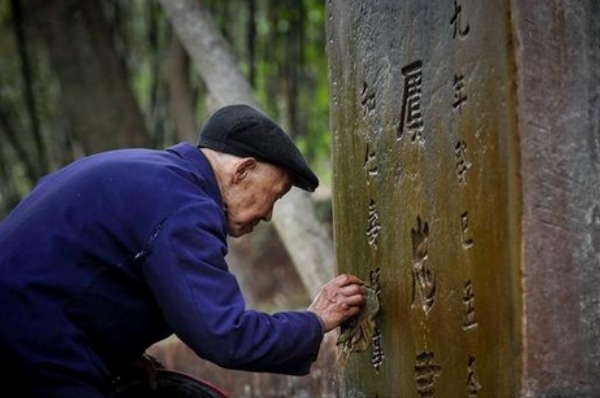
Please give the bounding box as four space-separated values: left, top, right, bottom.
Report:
307 274 366 332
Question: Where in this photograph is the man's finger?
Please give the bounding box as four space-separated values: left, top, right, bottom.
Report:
333 273 364 287
338 283 366 297
344 293 366 306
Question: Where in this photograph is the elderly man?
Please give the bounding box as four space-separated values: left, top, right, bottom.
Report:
0 104 365 397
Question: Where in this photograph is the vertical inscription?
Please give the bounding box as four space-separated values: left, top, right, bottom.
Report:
467 355 482 397
399 61 424 143
454 140 471 184
411 216 436 315
462 280 478 330
461 211 474 249
452 74 468 113
450 0 470 39
415 351 442 398
336 267 381 367
367 200 382 247
369 268 384 372
371 329 384 372
452 7 478 397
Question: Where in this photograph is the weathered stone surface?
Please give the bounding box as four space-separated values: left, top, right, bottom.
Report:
327 0 599 397
513 2 600 397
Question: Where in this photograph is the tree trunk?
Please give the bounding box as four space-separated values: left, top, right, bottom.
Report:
10 0 47 176
274 189 334 298
167 35 197 143
159 0 335 298
158 0 259 110
32 0 149 153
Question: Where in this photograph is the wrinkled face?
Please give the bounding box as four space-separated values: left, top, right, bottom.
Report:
224 160 292 237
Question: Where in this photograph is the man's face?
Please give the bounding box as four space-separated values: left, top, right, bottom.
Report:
224 160 292 237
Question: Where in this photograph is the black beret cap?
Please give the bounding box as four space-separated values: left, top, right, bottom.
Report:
198 104 319 192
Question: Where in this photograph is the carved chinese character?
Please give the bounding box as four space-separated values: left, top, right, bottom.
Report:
462 280 478 330
453 74 468 113
399 61 424 143
415 351 441 398
369 267 382 299
371 327 384 372
364 145 379 178
455 140 471 184
411 216 436 314
467 355 482 397
367 200 382 247
461 211 474 249
337 267 382 369
337 286 381 366
450 0 470 39
369 267 384 372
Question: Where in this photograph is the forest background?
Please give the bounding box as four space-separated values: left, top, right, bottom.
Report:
0 0 339 396
0 0 331 214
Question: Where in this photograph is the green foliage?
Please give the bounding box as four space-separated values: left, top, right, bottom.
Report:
209 0 331 166
0 0 331 218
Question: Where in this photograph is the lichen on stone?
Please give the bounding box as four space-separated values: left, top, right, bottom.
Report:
336 285 381 366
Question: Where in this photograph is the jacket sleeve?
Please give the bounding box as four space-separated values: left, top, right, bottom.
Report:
142 201 324 375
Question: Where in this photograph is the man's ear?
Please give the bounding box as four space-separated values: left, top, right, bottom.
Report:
233 158 257 183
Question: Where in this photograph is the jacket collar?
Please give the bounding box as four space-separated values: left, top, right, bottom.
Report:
166 142 222 203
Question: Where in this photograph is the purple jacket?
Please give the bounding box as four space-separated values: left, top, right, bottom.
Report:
0 143 323 397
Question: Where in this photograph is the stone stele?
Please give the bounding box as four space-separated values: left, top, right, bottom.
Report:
327 0 600 397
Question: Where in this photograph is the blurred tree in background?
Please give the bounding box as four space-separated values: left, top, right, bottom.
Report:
0 0 331 218
0 2 338 393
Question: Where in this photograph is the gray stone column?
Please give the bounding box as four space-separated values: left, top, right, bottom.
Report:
326 0 599 397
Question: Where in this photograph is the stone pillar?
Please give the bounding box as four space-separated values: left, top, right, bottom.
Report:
513 2 600 396
326 1 599 397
